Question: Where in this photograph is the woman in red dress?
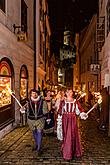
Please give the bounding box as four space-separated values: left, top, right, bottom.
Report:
59 89 87 160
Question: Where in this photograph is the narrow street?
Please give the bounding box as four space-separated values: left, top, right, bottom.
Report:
0 110 110 165
0 0 110 164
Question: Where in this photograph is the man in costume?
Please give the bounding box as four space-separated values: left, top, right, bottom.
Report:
58 89 88 160
21 89 48 155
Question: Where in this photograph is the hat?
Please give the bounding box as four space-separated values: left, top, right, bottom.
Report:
30 89 40 95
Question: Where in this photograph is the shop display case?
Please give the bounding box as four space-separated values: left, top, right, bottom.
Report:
0 59 14 128
0 77 11 107
20 78 27 100
20 65 28 103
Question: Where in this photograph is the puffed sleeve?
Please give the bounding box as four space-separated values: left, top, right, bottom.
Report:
42 100 48 114
76 100 85 112
75 103 80 115
58 100 65 115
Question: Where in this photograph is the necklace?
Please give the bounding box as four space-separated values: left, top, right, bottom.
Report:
30 97 42 120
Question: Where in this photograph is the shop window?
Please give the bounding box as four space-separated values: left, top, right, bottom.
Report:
107 0 110 36
20 65 28 101
21 0 28 33
0 0 5 13
0 61 12 108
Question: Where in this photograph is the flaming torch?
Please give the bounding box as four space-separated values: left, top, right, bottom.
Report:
80 94 102 120
6 85 26 113
6 85 22 108
77 92 86 101
86 95 102 115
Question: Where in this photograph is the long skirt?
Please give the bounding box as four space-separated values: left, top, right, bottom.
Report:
44 110 54 134
62 113 82 160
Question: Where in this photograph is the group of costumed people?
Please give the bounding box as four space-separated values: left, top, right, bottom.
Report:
20 88 88 160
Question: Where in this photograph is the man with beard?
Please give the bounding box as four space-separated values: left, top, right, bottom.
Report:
21 89 48 155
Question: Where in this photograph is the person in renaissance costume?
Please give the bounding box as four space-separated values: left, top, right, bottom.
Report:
55 90 66 138
43 90 55 134
55 90 62 111
54 91 66 127
20 89 48 155
58 89 88 160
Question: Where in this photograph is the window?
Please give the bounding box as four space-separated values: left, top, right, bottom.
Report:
107 0 110 36
40 0 44 22
100 0 103 10
21 0 28 33
0 0 5 13
0 61 12 107
40 32 42 55
20 65 28 100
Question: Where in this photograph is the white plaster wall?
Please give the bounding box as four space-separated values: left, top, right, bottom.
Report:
101 32 110 86
0 0 34 49
80 15 98 93
0 23 34 125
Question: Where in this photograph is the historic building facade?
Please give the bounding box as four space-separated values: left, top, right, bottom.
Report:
36 0 51 90
73 34 80 91
79 15 99 100
98 0 110 88
0 0 35 137
0 0 51 138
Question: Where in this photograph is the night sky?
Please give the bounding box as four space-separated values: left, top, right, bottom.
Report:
47 0 98 54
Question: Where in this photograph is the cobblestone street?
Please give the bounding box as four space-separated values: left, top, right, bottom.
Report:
0 113 110 165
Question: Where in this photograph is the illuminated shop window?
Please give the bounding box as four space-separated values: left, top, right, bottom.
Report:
20 65 28 100
0 61 12 107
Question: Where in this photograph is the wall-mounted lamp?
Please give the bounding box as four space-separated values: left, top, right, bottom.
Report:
13 24 27 42
13 24 24 34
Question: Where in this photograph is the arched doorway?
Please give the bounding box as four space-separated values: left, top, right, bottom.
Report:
0 58 14 129
20 65 28 105
19 65 28 125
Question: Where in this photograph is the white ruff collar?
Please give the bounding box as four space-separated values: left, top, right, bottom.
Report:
31 96 40 102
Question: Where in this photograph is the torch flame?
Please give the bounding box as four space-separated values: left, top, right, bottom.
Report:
5 84 22 108
81 92 86 97
86 94 102 115
97 96 102 104
6 84 15 95
77 92 86 100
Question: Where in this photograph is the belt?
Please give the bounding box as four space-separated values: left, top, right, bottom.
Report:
28 115 44 120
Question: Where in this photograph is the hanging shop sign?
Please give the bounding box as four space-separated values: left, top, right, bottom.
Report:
17 32 27 42
90 64 100 74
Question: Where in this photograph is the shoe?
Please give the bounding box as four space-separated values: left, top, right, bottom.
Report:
36 150 43 156
32 145 37 151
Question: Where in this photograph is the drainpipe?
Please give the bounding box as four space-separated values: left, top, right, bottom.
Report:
44 12 46 80
33 0 36 89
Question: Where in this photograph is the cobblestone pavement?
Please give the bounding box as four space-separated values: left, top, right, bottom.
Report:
0 111 110 165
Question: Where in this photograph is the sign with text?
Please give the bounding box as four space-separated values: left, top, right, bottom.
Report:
104 73 110 87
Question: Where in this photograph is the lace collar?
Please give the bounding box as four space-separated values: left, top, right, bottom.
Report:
31 96 41 102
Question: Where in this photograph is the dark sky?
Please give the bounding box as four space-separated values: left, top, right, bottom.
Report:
47 0 98 54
